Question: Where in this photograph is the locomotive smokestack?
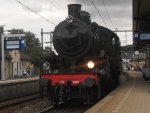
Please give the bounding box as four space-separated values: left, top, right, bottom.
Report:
68 4 81 18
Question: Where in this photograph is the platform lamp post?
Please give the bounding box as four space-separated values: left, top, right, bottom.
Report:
115 28 118 34
125 52 127 70
135 51 140 70
135 51 140 62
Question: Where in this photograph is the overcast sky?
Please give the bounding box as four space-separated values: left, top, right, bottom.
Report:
0 0 133 46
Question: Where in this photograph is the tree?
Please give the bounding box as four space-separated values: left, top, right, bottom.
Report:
24 31 42 66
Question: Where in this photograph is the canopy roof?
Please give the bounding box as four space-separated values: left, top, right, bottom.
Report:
133 0 150 33
133 0 150 53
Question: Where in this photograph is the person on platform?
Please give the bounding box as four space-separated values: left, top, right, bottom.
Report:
23 69 29 78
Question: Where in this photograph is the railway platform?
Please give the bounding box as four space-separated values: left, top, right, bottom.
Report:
0 77 39 85
0 77 39 104
85 71 150 113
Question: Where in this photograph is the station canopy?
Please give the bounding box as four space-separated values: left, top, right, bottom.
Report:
133 0 150 54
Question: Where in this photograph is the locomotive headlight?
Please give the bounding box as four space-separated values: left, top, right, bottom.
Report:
87 61 95 69
43 62 50 71
66 15 73 23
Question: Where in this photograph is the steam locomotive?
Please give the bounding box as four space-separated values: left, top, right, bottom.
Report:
40 4 121 104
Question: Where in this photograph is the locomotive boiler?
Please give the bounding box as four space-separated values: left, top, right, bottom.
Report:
40 4 121 104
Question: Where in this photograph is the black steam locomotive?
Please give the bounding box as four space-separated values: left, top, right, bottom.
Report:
40 4 121 104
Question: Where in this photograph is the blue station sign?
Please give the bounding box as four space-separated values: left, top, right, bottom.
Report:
4 39 26 50
133 33 150 44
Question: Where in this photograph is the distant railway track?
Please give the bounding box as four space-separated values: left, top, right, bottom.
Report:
0 93 40 108
0 96 51 113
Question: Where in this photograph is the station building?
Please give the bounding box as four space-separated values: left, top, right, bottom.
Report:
3 50 33 79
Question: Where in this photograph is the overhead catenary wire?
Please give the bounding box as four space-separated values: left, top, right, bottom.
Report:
16 0 56 26
101 0 116 30
49 0 67 16
120 33 133 39
90 0 108 28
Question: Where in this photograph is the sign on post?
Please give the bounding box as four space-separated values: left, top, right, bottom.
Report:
4 40 20 50
4 39 26 50
133 33 150 44
1 34 25 80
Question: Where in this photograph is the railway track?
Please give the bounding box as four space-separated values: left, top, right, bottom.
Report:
0 93 95 113
0 95 96 113
38 102 63 113
38 106 54 113
38 101 92 113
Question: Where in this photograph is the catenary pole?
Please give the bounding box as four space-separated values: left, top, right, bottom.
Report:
1 34 5 80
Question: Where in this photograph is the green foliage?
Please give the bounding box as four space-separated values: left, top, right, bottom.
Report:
24 31 42 66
